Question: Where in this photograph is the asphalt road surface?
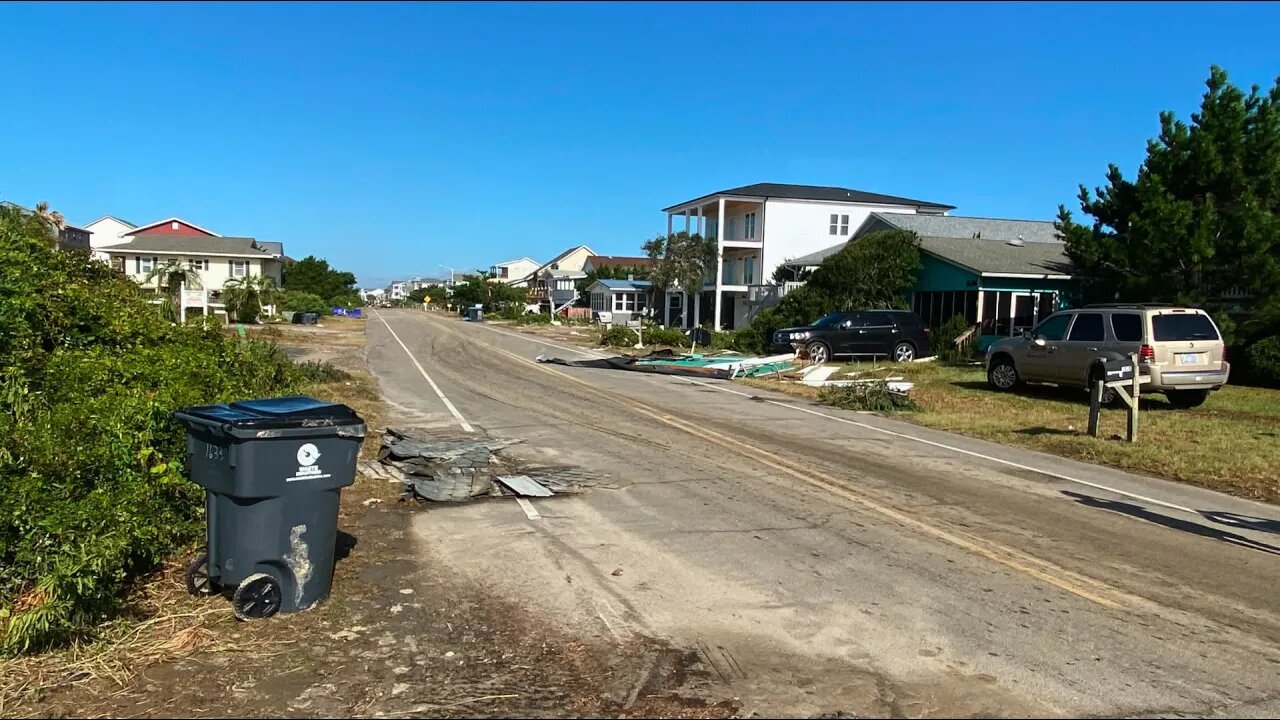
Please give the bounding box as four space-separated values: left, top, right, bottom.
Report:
366 309 1280 718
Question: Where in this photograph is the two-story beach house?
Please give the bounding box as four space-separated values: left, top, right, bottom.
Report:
95 217 287 317
524 245 596 313
488 257 540 287
661 183 954 330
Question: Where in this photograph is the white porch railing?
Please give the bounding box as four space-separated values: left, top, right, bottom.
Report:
746 281 806 305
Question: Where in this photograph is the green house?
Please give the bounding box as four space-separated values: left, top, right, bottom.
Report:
782 212 1078 351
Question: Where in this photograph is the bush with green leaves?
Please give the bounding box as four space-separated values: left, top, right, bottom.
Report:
280 290 330 316
932 314 973 363
0 204 300 654
640 326 687 347
1247 336 1280 387
514 312 552 326
818 381 918 412
600 326 639 347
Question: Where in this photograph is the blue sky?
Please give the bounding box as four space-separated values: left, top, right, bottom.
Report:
2 2 1277 288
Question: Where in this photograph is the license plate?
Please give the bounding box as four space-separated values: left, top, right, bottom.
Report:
1176 353 1202 365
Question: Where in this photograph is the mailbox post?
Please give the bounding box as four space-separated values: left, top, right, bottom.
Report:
1088 353 1147 442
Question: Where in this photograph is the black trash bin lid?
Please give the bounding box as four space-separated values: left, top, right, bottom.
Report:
177 396 362 430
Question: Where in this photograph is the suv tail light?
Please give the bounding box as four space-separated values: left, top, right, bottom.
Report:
1222 345 1229 363
1139 344 1155 362
924 327 932 338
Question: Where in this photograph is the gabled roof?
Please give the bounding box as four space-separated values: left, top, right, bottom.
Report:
98 234 273 258
919 236 1072 277
584 255 657 270
84 215 136 229
663 183 954 213
126 217 221 237
492 256 537 267
590 278 653 292
523 245 597 281
781 244 847 269
862 212 1062 244
256 241 285 257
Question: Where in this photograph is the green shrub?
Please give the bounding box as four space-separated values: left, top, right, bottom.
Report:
1247 336 1280 387
0 205 300 654
640 326 687 347
295 360 352 383
932 314 973 363
280 290 329 316
514 312 552 326
600 326 639 347
818 381 918 412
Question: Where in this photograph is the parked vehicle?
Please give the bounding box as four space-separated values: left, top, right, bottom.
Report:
771 310 932 364
984 304 1230 408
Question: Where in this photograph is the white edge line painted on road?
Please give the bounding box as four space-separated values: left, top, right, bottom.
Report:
516 498 542 520
374 310 475 433
676 377 1199 515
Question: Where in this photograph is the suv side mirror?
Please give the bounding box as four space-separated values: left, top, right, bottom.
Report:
1021 329 1034 339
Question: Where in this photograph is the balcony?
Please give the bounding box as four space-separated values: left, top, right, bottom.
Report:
746 281 806 306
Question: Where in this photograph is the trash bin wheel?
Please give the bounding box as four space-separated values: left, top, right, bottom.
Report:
185 552 218 597
232 573 282 621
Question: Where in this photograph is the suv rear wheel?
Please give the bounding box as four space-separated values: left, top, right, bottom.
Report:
892 341 916 362
1165 389 1210 409
988 356 1021 390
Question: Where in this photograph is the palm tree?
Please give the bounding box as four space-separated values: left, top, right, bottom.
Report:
144 260 201 321
31 201 64 232
222 275 279 324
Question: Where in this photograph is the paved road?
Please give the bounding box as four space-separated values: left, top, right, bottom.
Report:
366 309 1280 718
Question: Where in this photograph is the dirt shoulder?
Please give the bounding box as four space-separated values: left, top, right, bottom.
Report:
2 318 734 719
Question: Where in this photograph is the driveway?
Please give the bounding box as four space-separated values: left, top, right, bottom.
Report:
368 308 1280 718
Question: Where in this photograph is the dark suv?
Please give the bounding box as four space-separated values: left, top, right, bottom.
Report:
771 310 932 364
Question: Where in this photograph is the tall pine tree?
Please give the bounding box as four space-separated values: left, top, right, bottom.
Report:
1056 66 1280 341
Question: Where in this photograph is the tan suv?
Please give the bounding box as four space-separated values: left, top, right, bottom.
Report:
985 304 1230 408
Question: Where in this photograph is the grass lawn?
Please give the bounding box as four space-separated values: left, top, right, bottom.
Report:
746 362 1280 504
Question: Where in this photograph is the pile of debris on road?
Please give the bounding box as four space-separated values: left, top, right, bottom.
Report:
535 348 920 393
358 428 604 504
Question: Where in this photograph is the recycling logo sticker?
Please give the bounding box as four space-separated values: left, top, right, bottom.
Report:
297 443 321 466
287 443 331 482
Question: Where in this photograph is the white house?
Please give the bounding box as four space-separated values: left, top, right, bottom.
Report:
661 182 953 330
83 215 138 261
488 257 539 287
523 245 596 313
586 278 652 325
98 234 285 317
388 281 408 301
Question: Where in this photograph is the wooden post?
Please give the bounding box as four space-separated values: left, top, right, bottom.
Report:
1127 353 1140 443
1088 377 1103 437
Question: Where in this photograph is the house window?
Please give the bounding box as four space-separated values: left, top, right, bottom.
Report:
136 256 156 274
110 256 125 272
829 214 849 235
230 260 249 278
726 217 737 240
744 256 756 284
614 293 637 312
745 212 757 239
188 258 207 271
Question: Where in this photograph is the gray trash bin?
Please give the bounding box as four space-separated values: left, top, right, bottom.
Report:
466 304 484 322
174 396 366 620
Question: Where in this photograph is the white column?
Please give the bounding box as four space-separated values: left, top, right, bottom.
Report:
684 211 691 234
663 291 671 326
713 197 726 331
694 293 701 329
697 204 705 237
667 212 672 238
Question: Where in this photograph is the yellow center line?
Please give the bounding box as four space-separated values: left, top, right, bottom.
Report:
422 314 1143 610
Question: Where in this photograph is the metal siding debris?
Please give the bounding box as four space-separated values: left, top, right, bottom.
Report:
496 475 554 497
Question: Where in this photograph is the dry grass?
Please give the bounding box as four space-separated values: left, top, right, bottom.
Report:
746 363 1280 504
0 561 240 715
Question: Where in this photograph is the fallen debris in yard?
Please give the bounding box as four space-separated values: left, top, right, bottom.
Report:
376 428 603 504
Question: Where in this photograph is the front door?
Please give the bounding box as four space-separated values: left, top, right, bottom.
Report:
1011 293 1037 336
